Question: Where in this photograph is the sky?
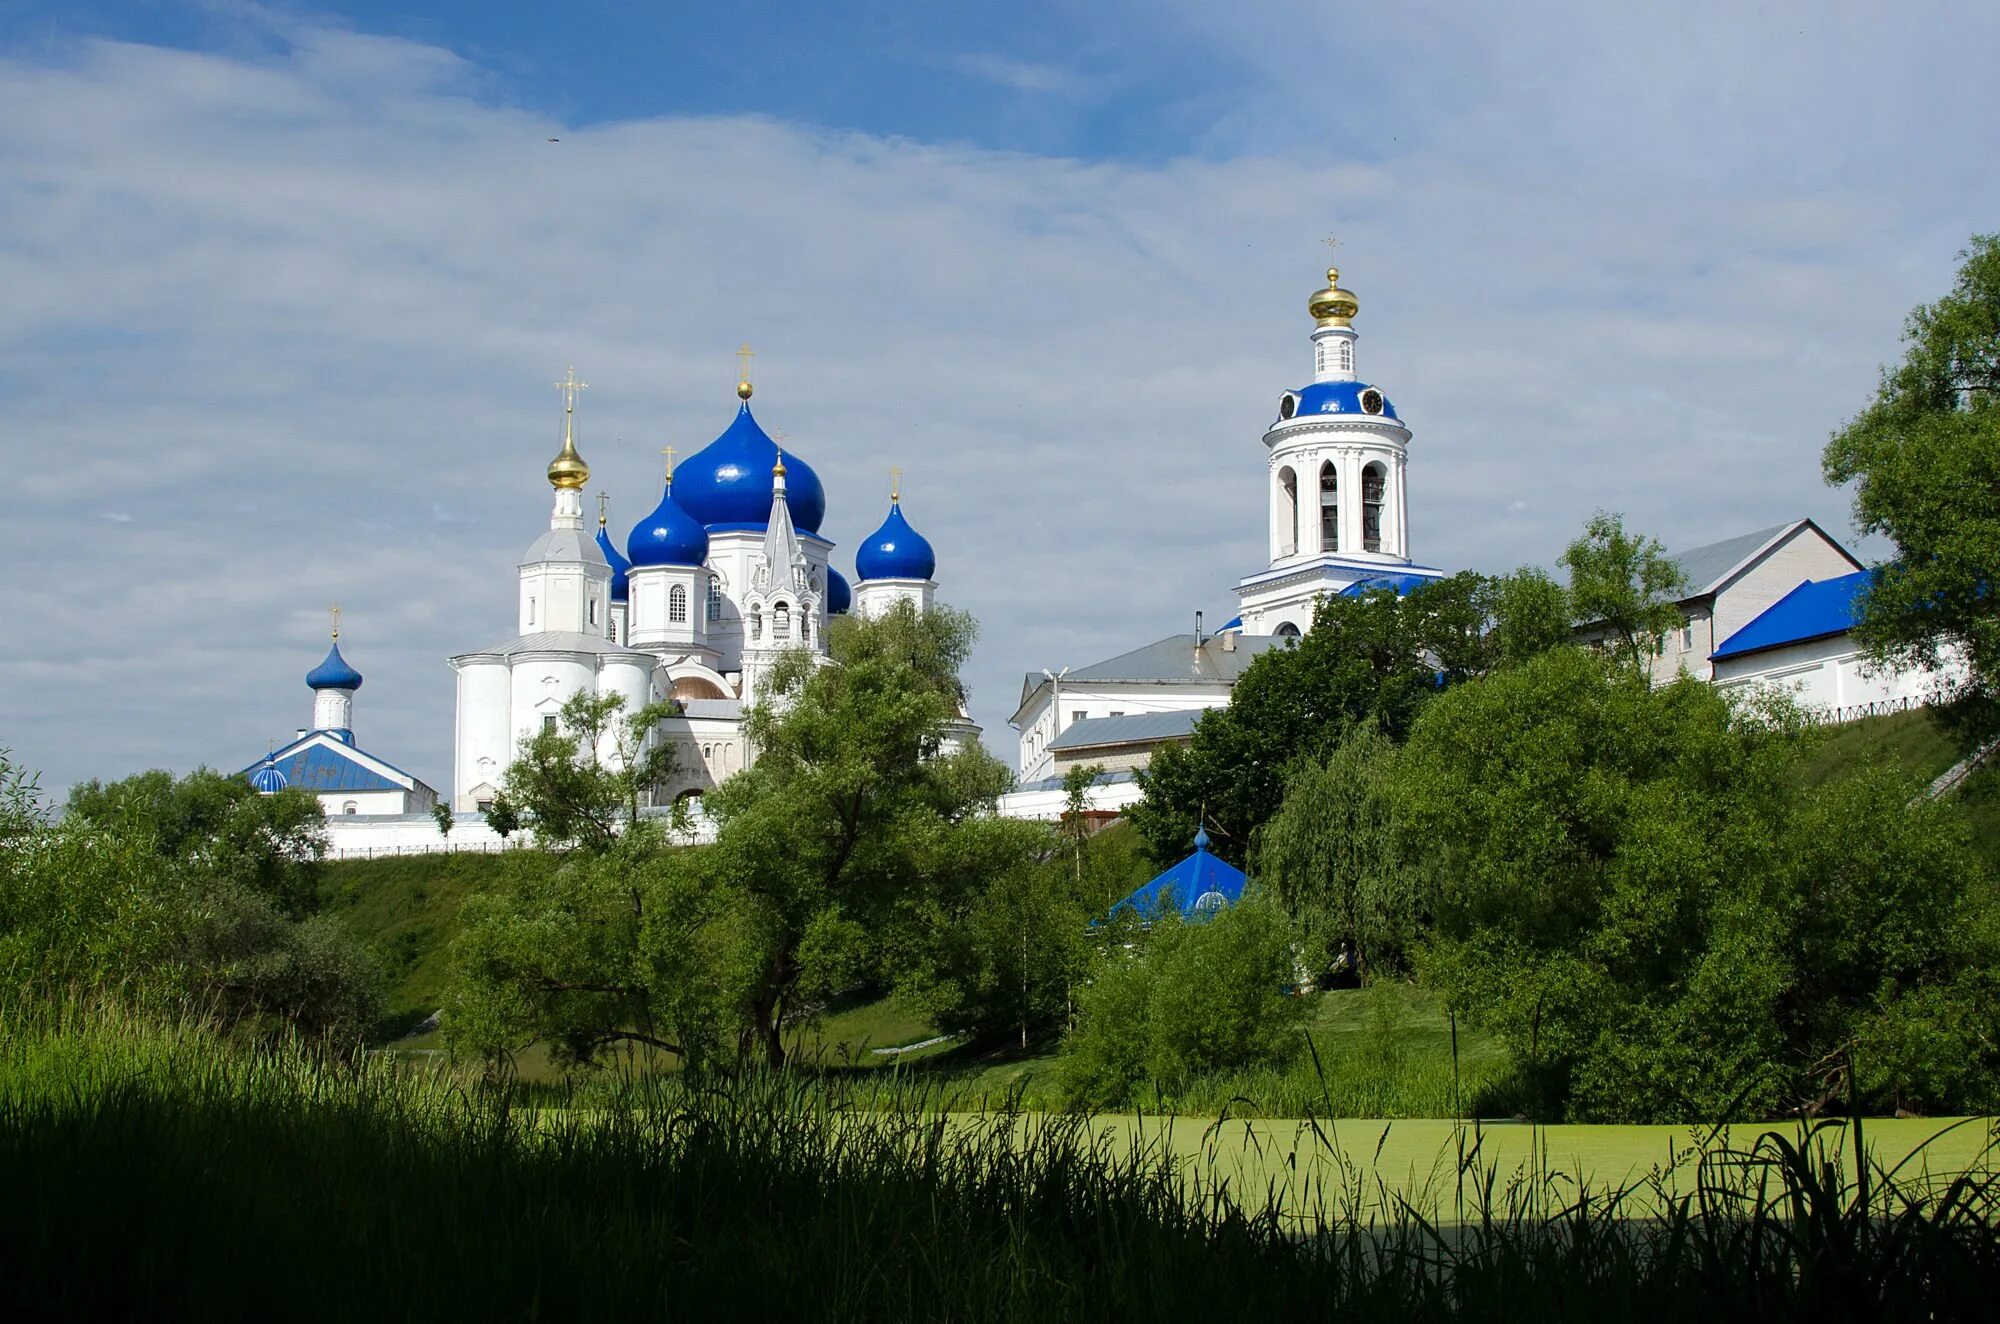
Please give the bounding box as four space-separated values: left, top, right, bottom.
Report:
3 0 1997 801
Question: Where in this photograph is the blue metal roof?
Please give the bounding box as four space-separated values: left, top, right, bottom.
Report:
1283 380 1398 424
1337 571 1438 598
672 401 826 534
237 740 403 793
855 501 936 582
595 524 632 600
1712 570 1872 661
1107 828 1248 922
248 762 288 794
305 641 363 690
626 477 710 569
826 565 852 615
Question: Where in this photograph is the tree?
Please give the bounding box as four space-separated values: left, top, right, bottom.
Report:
1251 726 1411 980
1561 511 1688 673
1824 234 2000 746
448 603 1032 1073
495 690 679 852
431 802 453 838
1388 646 1995 1120
1130 570 1560 866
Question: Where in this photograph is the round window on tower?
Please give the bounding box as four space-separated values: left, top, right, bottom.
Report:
1278 392 1298 421
1359 388 1384 416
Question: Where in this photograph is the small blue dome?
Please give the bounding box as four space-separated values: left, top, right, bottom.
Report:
626 479 710 568
249 761 288 794
1280 380 1398 424
306 642 363 691
672 402 826 534
596 524 632 601
855 501 936 583
826 566 852 616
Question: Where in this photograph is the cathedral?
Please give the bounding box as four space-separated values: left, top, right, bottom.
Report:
446 362 955 815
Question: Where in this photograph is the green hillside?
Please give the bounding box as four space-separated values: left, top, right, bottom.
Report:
1801 709 1998 867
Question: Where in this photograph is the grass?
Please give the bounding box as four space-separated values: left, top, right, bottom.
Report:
1799 708 2000 869
6 999 1999 1320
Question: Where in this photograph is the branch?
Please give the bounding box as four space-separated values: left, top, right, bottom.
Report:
535 978 650 997
587 1029 684 1057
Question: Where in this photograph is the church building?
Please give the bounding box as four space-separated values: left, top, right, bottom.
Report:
446 361 960 815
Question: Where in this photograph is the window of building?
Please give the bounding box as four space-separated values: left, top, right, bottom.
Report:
707 577 723 622
1109 710 1124 718
802 615 812 645
542 715 557 733
1073 710 1088 722
342 801 358 815
475 798 493 814
1679 621 1695 651
1339 341 1352 373
669 584 689 624
1277 466 1298 557
1362 463 1386 553
527 596 536 627
1275 622 1302 639
1319 462 1339 553
750 607 762 641
775 602 791 640
589 599 599 626
1314 341 1326 375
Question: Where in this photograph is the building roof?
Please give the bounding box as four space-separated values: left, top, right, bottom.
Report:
672 400 827 535
237 736 408 794
1048 707 1205 753
1107 829 1248 922
456 630 657 661
1283 379 1399 423
1711 569 1873 661
1668 519 1859 600
1016 631 1286 716
854 500 936 582
626 477 710 568
305 641 363 691
1010 768 1140 795
676 698 744 721
595 524 632 600
521 526 610 568
1338 571 1440 598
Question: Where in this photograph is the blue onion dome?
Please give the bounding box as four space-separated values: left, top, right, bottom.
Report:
1276 380 1398 424
595 522 632 600
855 501 936 582
626 477 710 568
306 641 363 690
249 760 288 794
672 401 827 534
826 566 852 616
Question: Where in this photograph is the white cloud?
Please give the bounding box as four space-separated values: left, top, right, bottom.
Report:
1 9 1995 798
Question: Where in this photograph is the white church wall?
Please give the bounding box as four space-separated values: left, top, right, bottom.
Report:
1714 635 1962 720
1014 682 1230 782
453 657 511 812
319 789 412 818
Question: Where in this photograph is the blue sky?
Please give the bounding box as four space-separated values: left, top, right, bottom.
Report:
2 0 1997 799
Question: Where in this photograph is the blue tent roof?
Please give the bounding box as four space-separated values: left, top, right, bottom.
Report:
1107 828 1248 922
237 741 402 793
1712 570 1872 660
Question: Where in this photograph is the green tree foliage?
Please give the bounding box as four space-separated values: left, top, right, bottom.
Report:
448 603 1033 1072
495 690 680 852
1252 727 1412 979
1560 511 1690 672
1057 898 1306 1107
1824 234 2000 745
1 760 381 1044
1392 647 1995 1120
1131 570 1568 866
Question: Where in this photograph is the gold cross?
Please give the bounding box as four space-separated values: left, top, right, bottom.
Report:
1322 234 1340 258
329 603 341 640
596 490 609 526
735 343 755 386
890 466 902 503
660 445 675 479
554 365 587 413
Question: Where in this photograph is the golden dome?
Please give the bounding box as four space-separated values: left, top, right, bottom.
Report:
772 450 788 479
1308 266 1359 328
547 421 589 490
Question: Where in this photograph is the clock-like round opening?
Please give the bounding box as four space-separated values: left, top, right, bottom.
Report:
1359 388 1384 415
1278 393 1298 420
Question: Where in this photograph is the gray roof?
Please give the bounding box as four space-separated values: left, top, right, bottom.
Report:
521 528 610 568
456 630 656 660
1020 632 1285 709
1048 708 1207 752
1667 522 1798 597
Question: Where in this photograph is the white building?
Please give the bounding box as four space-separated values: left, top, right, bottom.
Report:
445 366 964 814
1012 263 1440 780
240 628 439 817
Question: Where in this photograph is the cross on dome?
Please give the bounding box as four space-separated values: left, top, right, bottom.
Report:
736 343 755 400
329 603 340 640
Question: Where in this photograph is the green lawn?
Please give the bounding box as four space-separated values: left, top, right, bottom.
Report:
1800 708 1999 868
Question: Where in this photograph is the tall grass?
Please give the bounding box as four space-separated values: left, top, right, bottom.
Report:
4 998 1998 1320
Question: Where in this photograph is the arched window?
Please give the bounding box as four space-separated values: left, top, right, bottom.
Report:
1277 466 1298 557
342 801 358 815
1362 463 1386 553
588 598 599 626
707 576 723 622
749 607 762 641
1314 340 1326 376
527 596 536 627
774 602 791 641
669 584 689 624
1275 621 1302 639
802 614 812 646
1318 462 1339 554
1339 341 1352 373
